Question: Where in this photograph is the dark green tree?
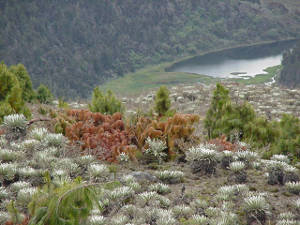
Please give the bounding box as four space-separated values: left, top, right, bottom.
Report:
36 84 53 104
89 87 124 115
0 63 31 122
154 86 171 117
9 64 35 102
204 83 232 139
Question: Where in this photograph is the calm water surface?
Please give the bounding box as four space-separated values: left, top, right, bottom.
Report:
168 40 298 78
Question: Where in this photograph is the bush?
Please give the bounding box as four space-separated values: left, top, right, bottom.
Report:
186 144 218 175
36 84 53 104
0 63 32 122
89 87 124 115
66 109 136 162
154 86 171 117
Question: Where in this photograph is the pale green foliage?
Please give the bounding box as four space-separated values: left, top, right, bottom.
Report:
28 176 99 225
229 161 245 172
89 87 124 115
148 183 171 195
144 137 167 163
0 163 17 181
155 170 184 184
3 114 27 133
285 182 300 195
243 195 270 222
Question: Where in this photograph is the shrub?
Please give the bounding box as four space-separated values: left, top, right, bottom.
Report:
28 176 99 225
66 110 136 162
36 84 53 104
89 87 124 115
186 145 218 175
154 86 171 117
0 63 32 123
134 113 199 157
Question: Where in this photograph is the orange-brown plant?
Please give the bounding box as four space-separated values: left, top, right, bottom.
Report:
133 113 199 157
208 135 247 152
65 109 136 162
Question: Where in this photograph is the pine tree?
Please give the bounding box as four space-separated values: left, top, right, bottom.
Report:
204 83 232 139
154 86 171 117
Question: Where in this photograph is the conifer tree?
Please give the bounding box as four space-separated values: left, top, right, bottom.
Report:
154 86 171 117
204 83 232 139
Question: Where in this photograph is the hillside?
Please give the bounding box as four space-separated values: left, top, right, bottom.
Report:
1 0 300 98
279 41 300 87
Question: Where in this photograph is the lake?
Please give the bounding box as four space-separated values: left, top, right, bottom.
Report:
167 40 298 79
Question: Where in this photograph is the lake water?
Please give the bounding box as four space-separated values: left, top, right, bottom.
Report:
167 40 298 79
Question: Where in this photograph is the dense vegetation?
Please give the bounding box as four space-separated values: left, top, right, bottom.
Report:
279 41 300 87
205 83 300 161
1 0 299 98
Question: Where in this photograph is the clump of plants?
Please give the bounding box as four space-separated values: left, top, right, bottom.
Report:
0 63 33 123
229 161 247 183
186 144 218 175
89 87 124 115
134 113 199 157
143 137 167 164
66 109 136 162
243 195 270 225
36 84 53 104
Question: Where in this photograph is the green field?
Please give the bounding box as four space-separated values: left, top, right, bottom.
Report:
101 62 218 96
101 60 281 96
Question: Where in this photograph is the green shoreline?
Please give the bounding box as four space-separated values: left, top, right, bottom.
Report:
101 38 296 96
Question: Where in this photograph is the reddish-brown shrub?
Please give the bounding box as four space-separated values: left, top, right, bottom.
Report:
66 110 136 162
209 135 247 152
133 113 199 157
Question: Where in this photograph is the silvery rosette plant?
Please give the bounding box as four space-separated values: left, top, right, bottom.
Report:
229 161 247 183
155 170 184 184
144 137 167 164
210 211 239 225
88 164 110 181
0 149 23 162
220 150 234 169
29 127 48 141
149 183 171 195
191 214 209 225
0 163 17 181
265 160 286 185
234 151 258 168
217 184 249 201
190 199 208 215
3 114 27 139
285 181 300 195
243 195 270 224
186 144 218 175
172 205 193 219
87 215 107 225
